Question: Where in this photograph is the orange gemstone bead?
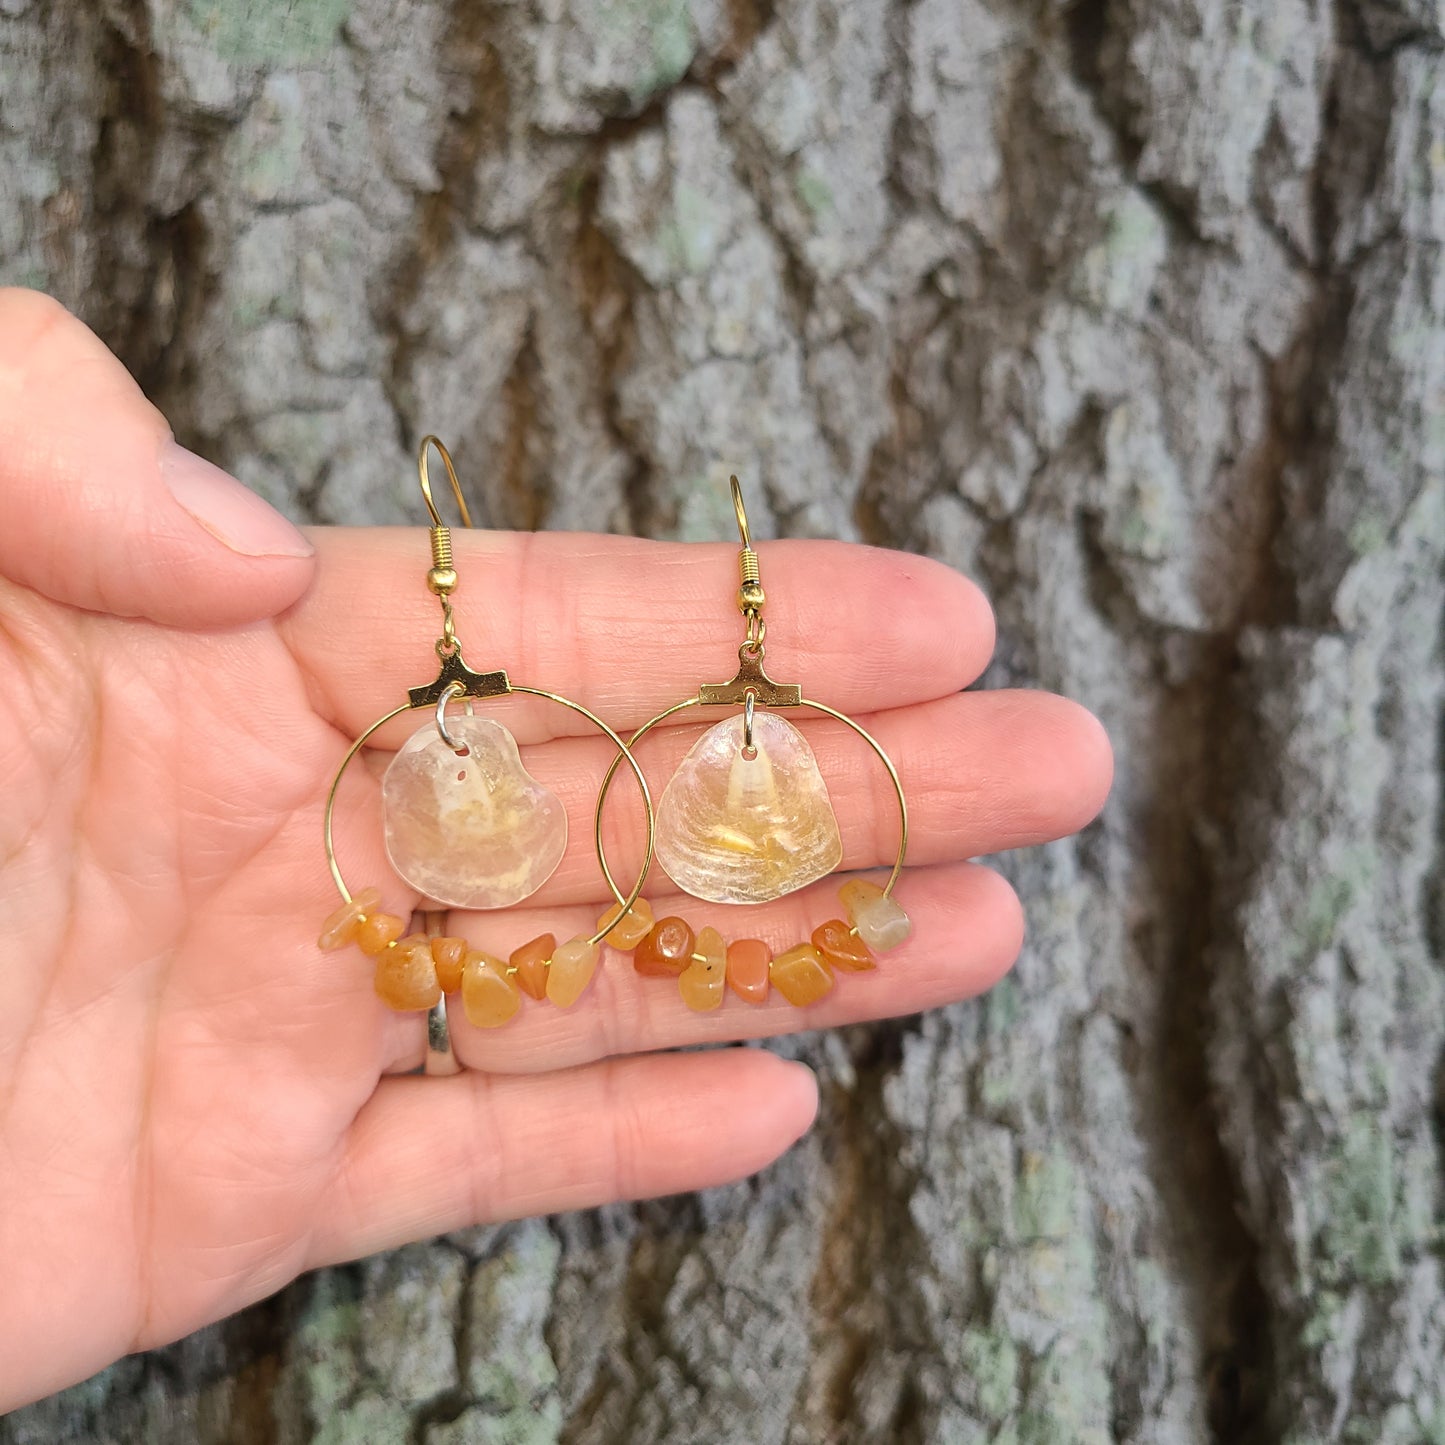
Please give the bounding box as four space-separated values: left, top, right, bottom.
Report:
770 943 835 1007
726 939 772 1004
318 887 382 950
509 933 556 1002
461 950 522 1028
679 926 726 1012
546 936 600 1007
431 936 468 993
597 898 655 950
634 916 695 977
812 919 876 973
374 937 441 1011
356 911 407 956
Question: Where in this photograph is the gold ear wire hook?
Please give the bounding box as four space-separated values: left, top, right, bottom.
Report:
416 434 472 615
415 435 474 662
418 435 474 530
731 474 765 617
730 474 752 549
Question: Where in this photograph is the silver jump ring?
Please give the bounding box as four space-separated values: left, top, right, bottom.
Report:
435 680 469 753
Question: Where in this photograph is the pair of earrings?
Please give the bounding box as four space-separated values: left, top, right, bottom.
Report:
317 439 910 1033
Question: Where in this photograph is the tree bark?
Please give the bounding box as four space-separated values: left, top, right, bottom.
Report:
2 0 1442 1441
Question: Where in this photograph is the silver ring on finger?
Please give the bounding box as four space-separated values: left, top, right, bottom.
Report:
425 994 460 1076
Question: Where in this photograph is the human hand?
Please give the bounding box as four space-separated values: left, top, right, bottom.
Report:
0 290 1112 1409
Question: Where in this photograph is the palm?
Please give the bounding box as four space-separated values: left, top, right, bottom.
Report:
0 291 1112 1410
0 571 384 1383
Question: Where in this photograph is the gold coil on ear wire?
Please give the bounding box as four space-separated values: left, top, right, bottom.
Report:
428 526 457 595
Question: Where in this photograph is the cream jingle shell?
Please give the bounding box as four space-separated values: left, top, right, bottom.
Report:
381 715 566 909
655 711 843 904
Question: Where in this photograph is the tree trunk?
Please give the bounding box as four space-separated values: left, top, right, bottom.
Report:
2 0 1442 1441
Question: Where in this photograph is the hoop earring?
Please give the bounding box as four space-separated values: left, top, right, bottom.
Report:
317 437 654 1032
593 477 910 1013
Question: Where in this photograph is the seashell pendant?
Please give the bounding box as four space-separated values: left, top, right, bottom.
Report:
381 715 567 909
655 711 842 904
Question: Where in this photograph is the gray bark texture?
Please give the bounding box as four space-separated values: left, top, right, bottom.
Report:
2 0 1443 1441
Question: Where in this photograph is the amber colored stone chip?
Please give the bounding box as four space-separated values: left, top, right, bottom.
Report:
838 879 912 952
356 911 407 956
318 886 383 951
510 933 556 1002
725 939 772 1004
679 926 726 1012
430 936 468 993
812 919 876 973
770 943 835 1007
547 937 600 1007
634 916 696 977
461 950 521 1028
598 898 655 950
374 939 442 1011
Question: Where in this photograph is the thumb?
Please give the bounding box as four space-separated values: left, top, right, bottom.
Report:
0 288 315 628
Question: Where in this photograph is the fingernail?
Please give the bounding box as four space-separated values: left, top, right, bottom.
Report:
161 440 314 559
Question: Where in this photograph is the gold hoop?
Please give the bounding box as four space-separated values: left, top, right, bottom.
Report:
591 695 908 908
325 690 655 949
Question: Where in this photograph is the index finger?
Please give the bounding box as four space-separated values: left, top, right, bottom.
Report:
278 528 995 742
